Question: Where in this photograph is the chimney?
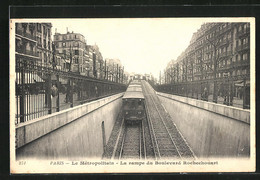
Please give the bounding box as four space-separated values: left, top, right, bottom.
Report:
66 27 68 33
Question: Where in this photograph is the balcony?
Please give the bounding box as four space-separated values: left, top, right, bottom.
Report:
16 28 36 41
233 60 250 67
218 38 230 47
237 28 250 38
218 24 232 35
226 51 232 56
16 48 39 57
218 50 233 59
235 44 249 52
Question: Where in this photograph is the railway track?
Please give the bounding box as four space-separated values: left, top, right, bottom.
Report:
105 80 194 160
119 122 144 159
142 80 195 159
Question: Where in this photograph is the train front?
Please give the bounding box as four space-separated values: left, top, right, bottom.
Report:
122 97 145 124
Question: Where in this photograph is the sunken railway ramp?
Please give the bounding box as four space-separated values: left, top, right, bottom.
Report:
103 80 195 160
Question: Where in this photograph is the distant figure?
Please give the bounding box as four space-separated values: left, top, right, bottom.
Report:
203 87 208 101
51 84 58 97
95 86 98 97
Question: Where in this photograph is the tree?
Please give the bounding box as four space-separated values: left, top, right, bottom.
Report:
199 28 237 103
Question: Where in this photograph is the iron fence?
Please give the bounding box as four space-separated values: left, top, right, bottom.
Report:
156 74 250 109
15 59 127 124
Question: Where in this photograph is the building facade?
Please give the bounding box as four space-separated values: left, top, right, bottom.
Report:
53 31 87 75
162 22 250 107
165 22 250 85
36 23 53 66
16 23 45 65
92 45 104 79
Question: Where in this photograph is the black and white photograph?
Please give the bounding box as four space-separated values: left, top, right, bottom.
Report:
9 17 255 173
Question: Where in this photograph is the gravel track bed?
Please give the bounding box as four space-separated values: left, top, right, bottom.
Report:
113 125 125 159
102 110 123 159
143 114 155 159
121 124 141 159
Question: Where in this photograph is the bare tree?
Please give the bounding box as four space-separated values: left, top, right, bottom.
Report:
198 33 237 103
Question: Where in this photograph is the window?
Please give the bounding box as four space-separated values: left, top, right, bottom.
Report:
243 53 248 61
239 25 242 32
75 50 79 55
227 59 230 65
37 23 41 32
43 26 46 34
245 37 248 44
44 53 47 62
44 40 46 48
62 42 66 47
242 38 246 45
238 54 241 61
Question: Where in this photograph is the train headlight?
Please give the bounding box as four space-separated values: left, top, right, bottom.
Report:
138 111 141 114
125 111 128 115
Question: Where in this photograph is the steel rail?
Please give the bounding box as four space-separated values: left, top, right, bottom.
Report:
139 123 142 159
118 125 127 159
112 117 125 160
119 123 143 160
141 121 147 160
144 81 182 159
141 81 161 160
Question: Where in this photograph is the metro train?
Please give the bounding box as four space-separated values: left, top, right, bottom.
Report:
122 80 145 124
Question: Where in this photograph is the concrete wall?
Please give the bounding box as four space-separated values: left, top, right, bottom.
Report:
157 92 250 158
16 93 124 160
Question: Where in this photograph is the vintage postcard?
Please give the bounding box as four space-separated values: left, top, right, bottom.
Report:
10 18 255 173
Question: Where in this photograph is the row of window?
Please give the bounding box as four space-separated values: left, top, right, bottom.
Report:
187 23 249 54
54 34 85 42
58 49 82 56
57 41 85 48
36 23 51 37
167 52 249 74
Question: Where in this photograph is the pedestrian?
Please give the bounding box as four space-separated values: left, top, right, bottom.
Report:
203 87 208 101
51 84 58 97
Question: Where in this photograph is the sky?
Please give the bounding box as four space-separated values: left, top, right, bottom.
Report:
48 18 206 79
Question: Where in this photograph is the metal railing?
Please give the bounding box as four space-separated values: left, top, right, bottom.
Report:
155 74 250 109
15 59 127 124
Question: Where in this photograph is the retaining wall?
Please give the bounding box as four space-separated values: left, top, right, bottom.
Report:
16 93 124 160
157 92 250 158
